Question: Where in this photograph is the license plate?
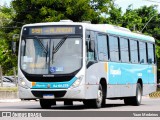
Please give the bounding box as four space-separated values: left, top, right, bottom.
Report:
43 94 54 99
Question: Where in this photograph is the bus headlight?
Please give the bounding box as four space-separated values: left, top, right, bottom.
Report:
71 75 84 88
21 80 26 86
19 78 29 88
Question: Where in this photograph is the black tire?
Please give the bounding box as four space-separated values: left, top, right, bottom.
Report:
64 100 73 105
132 83 142 106
124 83 142 106
39 99 56 109
83 84 105 108
83 100 93 108
124 97 132 105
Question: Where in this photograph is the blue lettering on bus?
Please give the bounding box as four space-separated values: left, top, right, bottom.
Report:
32 77 77 89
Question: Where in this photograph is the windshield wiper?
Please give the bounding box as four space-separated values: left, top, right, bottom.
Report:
51 36 68 63
53 36 68 53
34 36 48 54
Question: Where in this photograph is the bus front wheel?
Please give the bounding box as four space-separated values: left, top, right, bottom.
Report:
40 99 56 109
83 84 104 108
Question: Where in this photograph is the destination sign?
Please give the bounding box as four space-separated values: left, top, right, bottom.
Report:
29 27 75 35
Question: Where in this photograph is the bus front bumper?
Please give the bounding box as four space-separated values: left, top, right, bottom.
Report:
18 84 98 100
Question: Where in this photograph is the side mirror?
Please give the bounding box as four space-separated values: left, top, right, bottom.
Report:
12 41 16 54
89 40 95 52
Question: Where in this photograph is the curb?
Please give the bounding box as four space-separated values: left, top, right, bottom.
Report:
0 99 21 103
149 91 160 98
0 91 18 99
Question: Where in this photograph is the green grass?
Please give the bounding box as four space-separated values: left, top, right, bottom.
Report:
0 87 18 92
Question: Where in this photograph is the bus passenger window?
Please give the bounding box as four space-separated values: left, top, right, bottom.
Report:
109 36 119 62
120 38 129 62
97 34 108 61
147 43 155 64
130 40 138 63
139 42 147 64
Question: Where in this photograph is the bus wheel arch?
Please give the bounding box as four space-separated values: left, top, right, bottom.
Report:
137 78 143 91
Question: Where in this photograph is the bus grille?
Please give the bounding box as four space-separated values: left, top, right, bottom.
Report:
24 75 74 82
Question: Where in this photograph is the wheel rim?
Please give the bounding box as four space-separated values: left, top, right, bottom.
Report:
137 86 142 103
97 89 103 105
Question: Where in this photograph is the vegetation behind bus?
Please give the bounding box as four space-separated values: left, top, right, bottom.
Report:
0 1 160 81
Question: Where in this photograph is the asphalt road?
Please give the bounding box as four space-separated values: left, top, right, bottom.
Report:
0 97 159 120
0 96 159 111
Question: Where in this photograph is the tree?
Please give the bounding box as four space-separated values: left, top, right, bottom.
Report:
135 6 160 70
105 2 123 26
0 5 17 75
11 0 113 25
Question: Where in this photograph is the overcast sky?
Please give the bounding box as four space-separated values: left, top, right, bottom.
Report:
115 0 160 13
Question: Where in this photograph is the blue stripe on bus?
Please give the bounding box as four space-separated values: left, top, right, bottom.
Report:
32 77 77 89
108 62 155 84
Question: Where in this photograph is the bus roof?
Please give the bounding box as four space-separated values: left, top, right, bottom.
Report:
23 21 155 43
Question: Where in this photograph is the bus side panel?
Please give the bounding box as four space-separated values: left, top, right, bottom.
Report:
143 65 157 95
107 62 156 98
85 61 156 99
85 62 108 99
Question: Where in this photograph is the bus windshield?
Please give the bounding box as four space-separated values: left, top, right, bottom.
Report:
20 36 82 74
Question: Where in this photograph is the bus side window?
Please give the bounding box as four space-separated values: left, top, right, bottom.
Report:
130 40 138 63
120 38 129 63
147 43 154 64
109 36 119 62
139 41 147 64
97 34 108 61
86 30 95 62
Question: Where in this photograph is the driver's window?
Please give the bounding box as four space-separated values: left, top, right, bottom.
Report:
86 30 95 62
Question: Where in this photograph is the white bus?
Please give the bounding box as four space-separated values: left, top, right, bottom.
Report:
18 20 157 108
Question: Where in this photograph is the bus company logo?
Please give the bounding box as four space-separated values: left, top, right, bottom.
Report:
2 112 11 117
110 66 121 76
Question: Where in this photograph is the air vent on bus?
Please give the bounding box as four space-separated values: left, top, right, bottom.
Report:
82 21 91 24
113 25 131 32
59 20 73 22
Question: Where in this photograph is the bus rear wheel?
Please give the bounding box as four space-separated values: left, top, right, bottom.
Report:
40 99 56 109
124 83 142 106
132 83 142 106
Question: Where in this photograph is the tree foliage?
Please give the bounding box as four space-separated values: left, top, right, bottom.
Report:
0 5 17 75
11 0 113 25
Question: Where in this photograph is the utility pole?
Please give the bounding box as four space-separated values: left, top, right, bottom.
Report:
13 67 17 87
0 65 3 87
133 24 136 31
